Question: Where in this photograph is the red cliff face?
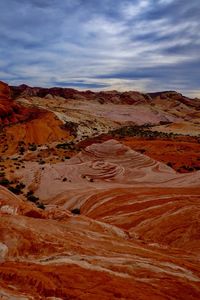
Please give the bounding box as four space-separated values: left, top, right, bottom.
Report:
0 81 11 99
0 81 31 125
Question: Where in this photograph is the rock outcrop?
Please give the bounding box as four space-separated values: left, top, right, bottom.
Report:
0 81 32 126
14 140 200 201
11 84 200 109
0 81 73 154
0 80 17 124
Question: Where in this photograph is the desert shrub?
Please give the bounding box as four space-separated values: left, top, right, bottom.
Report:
60 121 78 137
136 149 146 154
56 143 72 150
7 182 25 195
19 146 25 155
28 143 37 151
110 125 181 139
71 208 80 215
16 183 26 190
167 162 173 168
26 190 33 196
0 178 10 186
37 202 45 210
8 186 22 195
194 166 200 170
27 194 39 202
26 191 39 203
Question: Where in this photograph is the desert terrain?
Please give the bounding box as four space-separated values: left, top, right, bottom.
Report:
0 81 200 299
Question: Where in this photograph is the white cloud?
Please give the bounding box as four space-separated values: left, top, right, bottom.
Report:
158 0 174 4
186 90 200 98
0 0 200 96
121 0 150 19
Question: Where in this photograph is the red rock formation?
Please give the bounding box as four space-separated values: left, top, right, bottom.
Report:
122 137 200 172
0 183 200 299
0 110 72 155
78 133 200 173
13 140 200 203
10 83 200 108
149 91 200 109
0 81 31 126
0 81 11 99
0 81 73 154
9 83 151 104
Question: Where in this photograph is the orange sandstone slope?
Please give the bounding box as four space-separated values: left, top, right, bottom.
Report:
0 81 72 154
1 185 200 300
1 110 72 154
121 137 200 172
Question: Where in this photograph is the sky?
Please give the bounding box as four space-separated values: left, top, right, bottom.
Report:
0 0 200 97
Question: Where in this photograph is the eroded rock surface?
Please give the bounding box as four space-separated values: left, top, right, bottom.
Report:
1 140 200 299
0 82 200 299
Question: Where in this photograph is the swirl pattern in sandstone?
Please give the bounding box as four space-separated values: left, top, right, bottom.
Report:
1 140 200 299
15 139 200 202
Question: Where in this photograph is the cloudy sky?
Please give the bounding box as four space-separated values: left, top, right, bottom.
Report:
0 0 200 96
